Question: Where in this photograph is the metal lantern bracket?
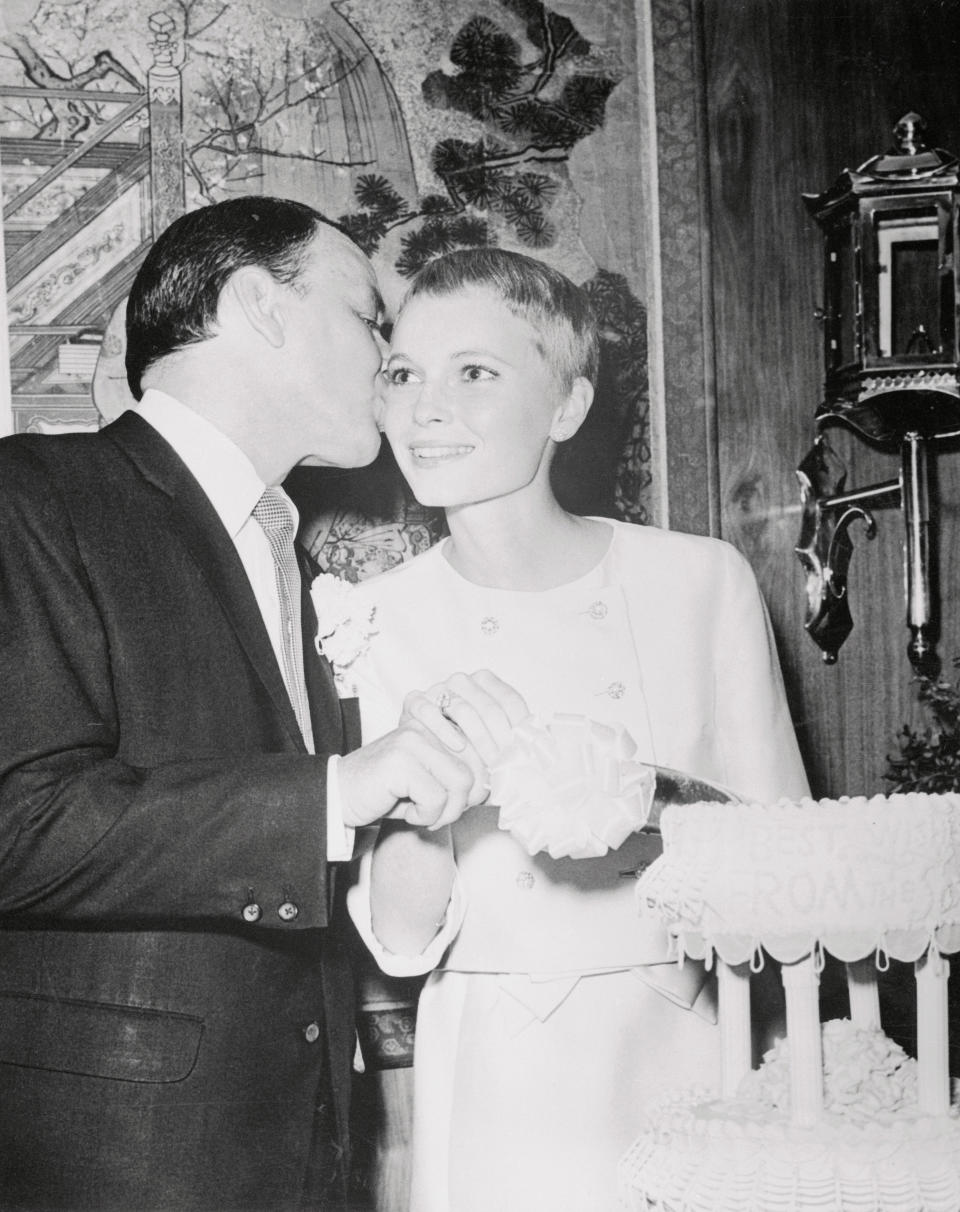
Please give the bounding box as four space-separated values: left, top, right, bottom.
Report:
797 113 960 672
796 428 947 671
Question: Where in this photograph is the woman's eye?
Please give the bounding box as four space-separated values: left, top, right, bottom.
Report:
383 366 417 386
462 364 495 383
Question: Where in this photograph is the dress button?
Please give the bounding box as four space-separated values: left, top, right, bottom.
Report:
241 902 262 923
587 600 608 620
480 616 500 635
516 871 535 890
278 901 299 921
303 1022 321 1044
605 681 626 700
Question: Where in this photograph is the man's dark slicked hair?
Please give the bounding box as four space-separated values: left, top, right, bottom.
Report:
125 196 338 399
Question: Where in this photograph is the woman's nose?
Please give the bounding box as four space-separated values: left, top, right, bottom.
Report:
412 380 450 425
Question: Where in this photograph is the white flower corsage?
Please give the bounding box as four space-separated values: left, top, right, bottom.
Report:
310 572 377 696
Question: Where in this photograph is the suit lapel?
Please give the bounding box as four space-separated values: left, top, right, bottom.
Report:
298 552 346 757
103 412 306 753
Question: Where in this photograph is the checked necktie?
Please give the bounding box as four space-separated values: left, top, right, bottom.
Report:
252 487 315 751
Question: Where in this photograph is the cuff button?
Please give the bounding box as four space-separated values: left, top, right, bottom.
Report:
278 901 299 922
241 902 262 923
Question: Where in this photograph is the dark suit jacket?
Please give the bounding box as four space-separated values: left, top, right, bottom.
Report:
0 412 360 1211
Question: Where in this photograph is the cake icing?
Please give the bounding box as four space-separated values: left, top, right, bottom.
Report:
635 793 960 965
619 792 960 1212
620 1020 960 1212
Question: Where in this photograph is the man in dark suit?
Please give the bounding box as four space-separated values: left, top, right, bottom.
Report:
0 197 524 1210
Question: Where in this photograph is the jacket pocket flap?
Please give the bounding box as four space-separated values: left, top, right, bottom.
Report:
0 991 203 1083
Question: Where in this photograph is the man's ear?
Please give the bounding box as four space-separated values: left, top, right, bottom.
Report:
550 376 594 442
221 266 285 349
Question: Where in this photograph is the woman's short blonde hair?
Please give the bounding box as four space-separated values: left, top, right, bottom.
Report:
402 247 599 392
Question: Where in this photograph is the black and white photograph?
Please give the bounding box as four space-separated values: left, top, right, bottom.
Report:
1 1 959 1208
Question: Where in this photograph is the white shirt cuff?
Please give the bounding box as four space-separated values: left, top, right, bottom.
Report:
346 842 466 978
325 754 356 862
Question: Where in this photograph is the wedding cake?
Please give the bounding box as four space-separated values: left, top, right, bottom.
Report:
618 793 960 1212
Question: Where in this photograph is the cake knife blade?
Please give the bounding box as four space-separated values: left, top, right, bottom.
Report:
616 766 741 879
641 765 742 834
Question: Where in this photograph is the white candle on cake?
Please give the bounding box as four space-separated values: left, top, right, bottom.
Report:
780 952 823 1125
845 956 881 1029
915 947 951 1115
718 959 752 1097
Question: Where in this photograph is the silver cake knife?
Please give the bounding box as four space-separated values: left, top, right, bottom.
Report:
616 765 741 879
641 765 742 833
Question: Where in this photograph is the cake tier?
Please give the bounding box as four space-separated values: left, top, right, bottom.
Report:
619 1020 960 1212
635 793 960 964
618 1094 960 1212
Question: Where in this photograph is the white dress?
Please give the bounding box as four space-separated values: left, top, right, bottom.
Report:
346 519 809 1212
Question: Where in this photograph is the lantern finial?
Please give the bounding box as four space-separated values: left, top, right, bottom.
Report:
892 112 927 156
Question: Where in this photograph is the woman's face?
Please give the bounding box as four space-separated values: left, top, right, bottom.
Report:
379 286 569 509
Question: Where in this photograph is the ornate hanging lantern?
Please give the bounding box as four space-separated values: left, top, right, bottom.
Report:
797 113 960 671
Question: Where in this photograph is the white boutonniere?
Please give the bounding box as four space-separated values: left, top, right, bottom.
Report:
310 573 377 696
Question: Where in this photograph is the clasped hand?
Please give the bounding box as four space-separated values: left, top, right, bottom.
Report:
337 670 529 830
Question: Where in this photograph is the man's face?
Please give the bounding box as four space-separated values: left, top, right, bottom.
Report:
281 228 386 470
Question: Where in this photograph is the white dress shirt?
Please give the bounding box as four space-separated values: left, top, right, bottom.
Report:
133 388 353 860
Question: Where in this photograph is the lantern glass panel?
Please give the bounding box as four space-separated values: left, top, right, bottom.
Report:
825 220 858 375
940 210 956 361
837 231 857 368
874 208 940 358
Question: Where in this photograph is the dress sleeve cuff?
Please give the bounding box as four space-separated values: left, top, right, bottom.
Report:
346 840 466 978
325 754 356 862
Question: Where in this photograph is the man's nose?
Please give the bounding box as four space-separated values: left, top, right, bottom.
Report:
373 382 386 432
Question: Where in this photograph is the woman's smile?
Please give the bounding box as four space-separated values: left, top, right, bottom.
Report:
408 442 476 464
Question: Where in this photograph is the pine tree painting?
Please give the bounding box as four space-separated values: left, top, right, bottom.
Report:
335 0 650 522
1 0 652 522
337 1 619 275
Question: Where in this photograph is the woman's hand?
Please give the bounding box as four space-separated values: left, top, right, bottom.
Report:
400 669 530 825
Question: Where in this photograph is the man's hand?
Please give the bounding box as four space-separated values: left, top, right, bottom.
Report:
338 670 530 831
337 724 477 830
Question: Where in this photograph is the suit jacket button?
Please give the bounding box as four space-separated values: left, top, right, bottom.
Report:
278 901 299 921
303 1022 320 1043
241 902 262 923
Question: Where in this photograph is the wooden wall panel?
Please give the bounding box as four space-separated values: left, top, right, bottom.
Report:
698 0 960 796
